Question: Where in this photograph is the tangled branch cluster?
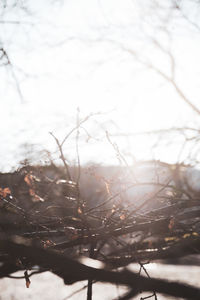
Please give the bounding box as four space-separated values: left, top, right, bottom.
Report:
0 162 200 299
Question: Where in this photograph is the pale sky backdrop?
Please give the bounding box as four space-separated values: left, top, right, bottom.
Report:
1 0 200 171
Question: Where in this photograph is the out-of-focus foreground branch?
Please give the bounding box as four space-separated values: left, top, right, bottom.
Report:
0 236 200 299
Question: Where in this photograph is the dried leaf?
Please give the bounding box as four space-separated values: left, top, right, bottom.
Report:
24 174 33 186
43 240 55 248
24 271 31 288
0 187 11 198
26 280 31 288
29 189 44 202
120 214 126 220
77 207 82 214
33 194 44 202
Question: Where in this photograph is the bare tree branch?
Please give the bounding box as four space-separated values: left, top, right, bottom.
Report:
1 237 200 300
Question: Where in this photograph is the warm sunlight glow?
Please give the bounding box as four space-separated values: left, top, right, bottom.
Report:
1 0 200 171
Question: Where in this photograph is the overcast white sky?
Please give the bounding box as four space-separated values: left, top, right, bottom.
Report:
0 0 200 171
